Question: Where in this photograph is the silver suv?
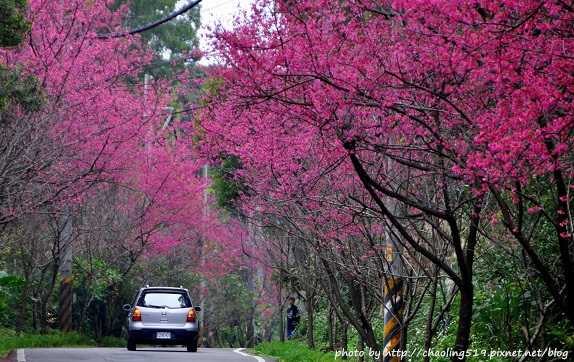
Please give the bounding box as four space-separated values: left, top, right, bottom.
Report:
123 286 201 352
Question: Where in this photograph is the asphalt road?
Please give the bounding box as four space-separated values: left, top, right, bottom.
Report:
8 347 277 362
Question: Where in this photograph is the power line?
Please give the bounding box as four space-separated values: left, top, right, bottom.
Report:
97 0 203 39
201 0 239 14
115 0 236 22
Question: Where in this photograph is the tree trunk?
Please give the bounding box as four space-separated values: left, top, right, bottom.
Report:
279 284 285 342
424 267 439 362
320 256 379 351
40 262 59 333
327 306 334 351
306 295 314 348
451 196 482 361
453 287 473 361
32 293 38 332
359 334 364 362
341 322 348 360
246 265 255 348
16 263 31 335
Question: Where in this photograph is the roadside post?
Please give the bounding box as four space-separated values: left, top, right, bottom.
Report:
383 186 403 362
59 217 73 333
383 241 403 362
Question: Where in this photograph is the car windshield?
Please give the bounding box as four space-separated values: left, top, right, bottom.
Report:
137 291 192 309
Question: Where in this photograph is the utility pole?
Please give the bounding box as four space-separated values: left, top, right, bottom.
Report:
198 164 208 345
144 73 153 149
383 167 404 362
59 217 73 333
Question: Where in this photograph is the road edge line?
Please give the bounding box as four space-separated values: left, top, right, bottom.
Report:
233 348 266 362
16 349 25 362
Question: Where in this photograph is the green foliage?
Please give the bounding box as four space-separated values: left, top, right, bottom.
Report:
0 64 42 111
208 273 254 325
71 258 129 337
118 0 200 57
253 340 354 362
0 272 25 328
112 0 201 80
209 154 246 211
0 0 34 115
546 322 574 351
0 328 125 358
303 297 364 353
0 0 29 47
72 258 123 304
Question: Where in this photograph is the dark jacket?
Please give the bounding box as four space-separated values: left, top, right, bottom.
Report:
287 304 300 330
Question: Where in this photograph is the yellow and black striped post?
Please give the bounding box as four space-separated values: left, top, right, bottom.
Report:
383 239 403 362
59 277 72 333
383 276 403 362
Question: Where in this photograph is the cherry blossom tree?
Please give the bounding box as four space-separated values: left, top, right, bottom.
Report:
195 0 574 357
0 0 167 224
1 0 217 265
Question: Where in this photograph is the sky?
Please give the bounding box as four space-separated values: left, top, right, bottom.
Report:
197 0 254 64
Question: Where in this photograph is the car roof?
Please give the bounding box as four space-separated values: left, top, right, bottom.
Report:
140 286 189 293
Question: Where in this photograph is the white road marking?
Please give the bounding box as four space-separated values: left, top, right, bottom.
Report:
17 349 25 362
233 348 266 361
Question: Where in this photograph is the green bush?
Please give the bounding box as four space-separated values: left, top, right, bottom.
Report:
0 272 25 329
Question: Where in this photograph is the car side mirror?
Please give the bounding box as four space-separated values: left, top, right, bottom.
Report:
123 304 132 312
194 306 201 312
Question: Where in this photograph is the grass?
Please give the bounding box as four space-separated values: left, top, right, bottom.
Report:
0 327 125 358
252 339 360 362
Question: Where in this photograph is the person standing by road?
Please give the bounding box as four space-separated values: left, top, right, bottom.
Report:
286 297 300 339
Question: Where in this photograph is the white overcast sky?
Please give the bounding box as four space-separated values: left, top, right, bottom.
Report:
196 0 254 64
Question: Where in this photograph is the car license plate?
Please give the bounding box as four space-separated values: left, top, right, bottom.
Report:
157 332 171 339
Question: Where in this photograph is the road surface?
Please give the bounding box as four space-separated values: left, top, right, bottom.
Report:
8 347 277 362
